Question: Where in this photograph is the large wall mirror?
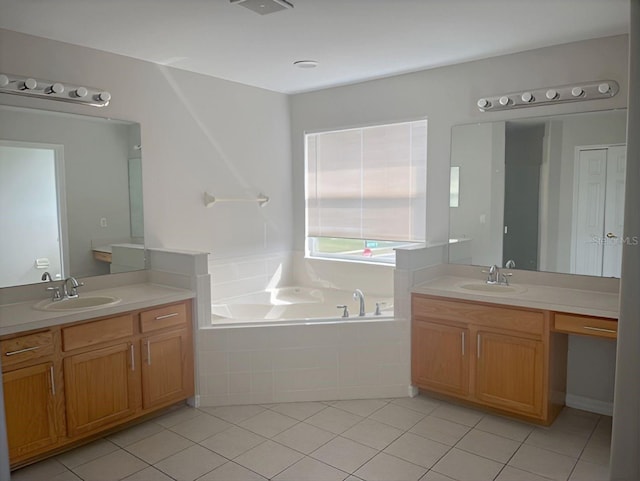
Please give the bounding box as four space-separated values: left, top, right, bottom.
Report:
0 105 145 288
449 109 627 278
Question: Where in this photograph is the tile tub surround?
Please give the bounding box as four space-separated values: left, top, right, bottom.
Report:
11 394 611 481
198 319 410 406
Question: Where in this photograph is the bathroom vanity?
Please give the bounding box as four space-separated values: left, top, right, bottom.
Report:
0 285 195 469
411 273 618 425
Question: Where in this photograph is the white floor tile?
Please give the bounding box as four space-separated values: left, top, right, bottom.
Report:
568 460 610 481
525 427 588 458
169 413 232 442
306 407 364 434
391 395 440 415
273 456 349 481
72 449 148 481
200 404 266 424
419 472 457 481
107 420 165 447
495 465 557 481
355 452 427 481
197 461 267 481
475 414 534 442
48 471 83 481
456 429 521 463
239 409 299 437
369 404 425 430
342 418 404 450
121 466 174 481
431 448 503 481
550 408 600 437
273 422 336 454
580 435 611 466
311 436 378 473
154 444 226 481
154 405 201 428
430 404 485 427
125 429 194 464
508 444 577 481
234 440 304 478
410 416 470 446
56 438 119 469
200 425 266 459
269 401 328 420
332 399 388 417
11 458 68 481
384 432 450 469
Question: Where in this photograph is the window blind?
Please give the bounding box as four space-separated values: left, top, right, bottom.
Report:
306 120 427 242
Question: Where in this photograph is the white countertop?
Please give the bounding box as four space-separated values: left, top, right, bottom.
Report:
412 275 619 319
0 283 195 336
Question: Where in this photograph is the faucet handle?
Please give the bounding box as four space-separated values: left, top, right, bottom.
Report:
336 305 349 318
46 286 62 301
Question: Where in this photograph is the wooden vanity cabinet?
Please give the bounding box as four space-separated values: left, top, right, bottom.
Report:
1 299 194 469
411 294 561 424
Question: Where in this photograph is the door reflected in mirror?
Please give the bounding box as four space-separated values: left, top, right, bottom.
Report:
0 105 145 288
449 109 627 277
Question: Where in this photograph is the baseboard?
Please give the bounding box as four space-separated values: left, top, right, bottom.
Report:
565 394 613 416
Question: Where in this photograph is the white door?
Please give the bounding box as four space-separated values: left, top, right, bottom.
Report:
0 142 65 287
572 145 626 277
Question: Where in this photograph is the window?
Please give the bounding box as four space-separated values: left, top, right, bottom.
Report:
305 119 427 264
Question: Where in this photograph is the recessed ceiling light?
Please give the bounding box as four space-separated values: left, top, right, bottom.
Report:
230 0 293 15
293 60 318 69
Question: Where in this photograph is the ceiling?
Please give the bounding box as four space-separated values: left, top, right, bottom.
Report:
0 0 630 94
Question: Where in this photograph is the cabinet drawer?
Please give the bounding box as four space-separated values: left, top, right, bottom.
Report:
140 302 188 333
1 331 54 368
413 295 544 336
554 313 617 339
62 315 134 351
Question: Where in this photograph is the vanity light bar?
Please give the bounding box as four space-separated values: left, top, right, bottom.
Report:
0 73 111 107
477 80 619 112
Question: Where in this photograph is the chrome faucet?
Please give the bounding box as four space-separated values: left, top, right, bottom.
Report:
482 264 512 286
63 276 83 298
353 289 366 316
41 272 54 282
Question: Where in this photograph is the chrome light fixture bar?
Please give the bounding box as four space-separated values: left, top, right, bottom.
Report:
0 73 111 107
477 80 619 112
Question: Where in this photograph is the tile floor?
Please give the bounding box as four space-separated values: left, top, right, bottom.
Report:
11 395 611 481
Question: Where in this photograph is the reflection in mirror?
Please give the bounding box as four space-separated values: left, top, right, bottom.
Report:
0 105 145 288
449 109 627 277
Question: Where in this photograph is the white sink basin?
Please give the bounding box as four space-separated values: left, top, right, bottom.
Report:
456 283 526 294
34 296 121 311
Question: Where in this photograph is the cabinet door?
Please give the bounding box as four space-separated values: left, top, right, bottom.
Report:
141 328 194 410
64 342 139 436
412 320 469 397
475 331 543 416
3 362 58 460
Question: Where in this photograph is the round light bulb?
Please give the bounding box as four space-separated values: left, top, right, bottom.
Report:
598 83 611 94
499 96 510 106
477 98 491 109
96 91 111 102
571 87 584 97
521 92 534 103
23 78 37 90
545 89 558 100
0 74 9 88
47 83 64 94
74 87 88 98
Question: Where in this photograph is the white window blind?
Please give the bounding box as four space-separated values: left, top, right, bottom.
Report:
306 120 427 243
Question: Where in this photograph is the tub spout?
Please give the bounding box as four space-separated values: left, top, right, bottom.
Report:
353 289 365 316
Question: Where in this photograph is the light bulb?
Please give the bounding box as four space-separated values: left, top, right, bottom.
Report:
571 87 584 97
74 87 88 98
96 91 111 102
598 83 611 94
499 96 510 106
545 89 558 100
22 78 37 90
46 83 64 94
477 98 491 109
0 74 9 88
521 92 534 103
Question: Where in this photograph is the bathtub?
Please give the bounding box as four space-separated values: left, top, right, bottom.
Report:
211 286 394 326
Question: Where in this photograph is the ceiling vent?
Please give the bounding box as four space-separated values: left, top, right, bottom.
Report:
230 0 293 15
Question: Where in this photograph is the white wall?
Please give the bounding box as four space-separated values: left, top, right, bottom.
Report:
0 28 293 272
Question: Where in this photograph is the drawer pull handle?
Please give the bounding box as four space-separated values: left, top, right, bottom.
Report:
130 344 135 371
5 345 40 356
583 326 617 334
155 313 179 321
49 365 56 396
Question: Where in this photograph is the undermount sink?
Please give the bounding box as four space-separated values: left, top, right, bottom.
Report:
34 295 121 311
456 282 526 294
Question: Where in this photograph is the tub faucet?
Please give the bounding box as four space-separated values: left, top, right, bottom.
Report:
353 289 365 316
